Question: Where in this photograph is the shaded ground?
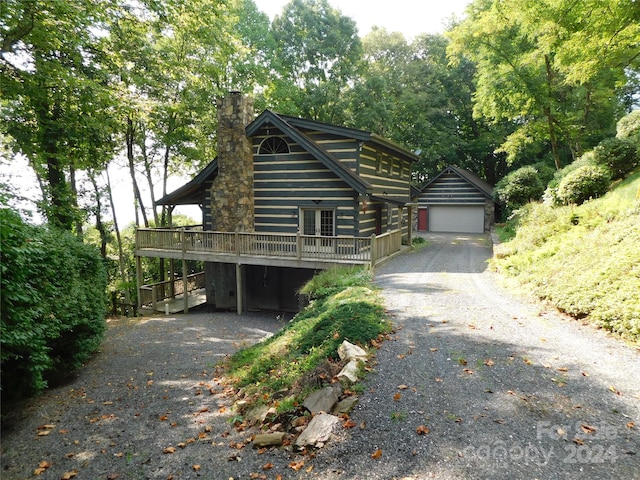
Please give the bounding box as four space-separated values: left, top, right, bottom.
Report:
2 233 639 479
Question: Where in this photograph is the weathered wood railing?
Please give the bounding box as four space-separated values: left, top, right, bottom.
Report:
136 228 404 267
139 271 205 309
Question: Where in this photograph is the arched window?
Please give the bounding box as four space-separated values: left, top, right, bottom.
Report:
258 136 290 155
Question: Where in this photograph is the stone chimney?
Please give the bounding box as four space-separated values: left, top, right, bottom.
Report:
211 92 254 232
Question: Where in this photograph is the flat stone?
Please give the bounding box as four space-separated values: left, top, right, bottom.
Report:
337 340 367 361
244 405 270 423
303 386 338 414
337 359 360 383
333 396 359 415
294 413 340 448
253 432 286 448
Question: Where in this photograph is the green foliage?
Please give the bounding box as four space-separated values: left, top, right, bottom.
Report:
494 165 545 213
298 266 372 298
616 110 640 144
556 165 611 205
592 138 639 180
1 209 107 401
223 268 390 411
492 171 640 341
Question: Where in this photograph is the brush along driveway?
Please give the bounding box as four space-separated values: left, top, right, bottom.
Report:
311 233 640 479
2 233 639 480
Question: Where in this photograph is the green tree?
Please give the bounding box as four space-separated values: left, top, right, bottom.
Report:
447 0 638 170
1 0 118 231
268 0 363 123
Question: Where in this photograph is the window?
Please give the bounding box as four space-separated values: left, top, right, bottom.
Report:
258 136 290 154
376 152 383 173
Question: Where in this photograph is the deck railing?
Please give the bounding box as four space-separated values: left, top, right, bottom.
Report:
136 228 403 267
139 271 205 308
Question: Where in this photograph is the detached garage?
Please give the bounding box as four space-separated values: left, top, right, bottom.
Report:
417 166 495 234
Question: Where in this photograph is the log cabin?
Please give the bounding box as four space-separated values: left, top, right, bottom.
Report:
135 92 419 313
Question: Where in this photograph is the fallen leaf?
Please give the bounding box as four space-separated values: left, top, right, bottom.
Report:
61 471 78 480
177 443 187 449
573 438 584 445
626 421 635 429
458 358 467 366
306 466 314 473
38 461 51 468
262 462 274 470
416 425 430 435
371 448 382 459
159 415 168 421
107 474 120 480
463 368 474 375
289 460 305 471
59 429 70 434
483 359 494 367
523 358 533 365
192 465 201 472
37 430 51 436
37 424 56 430
343 420 357 429
34 468 46 476
163 447 176 454
429 348 438 352
556 367 568 372
393 392 402 401
609 386 622 395
397 354 406 359
204 425 213 432
580 424 597 434
494 419 505 425
397 384 408 390
435 377 443 382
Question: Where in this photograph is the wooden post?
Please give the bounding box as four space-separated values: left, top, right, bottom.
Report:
183 259 189 313
152 285 157 312
370 233 377 269
236 263 243 315
407 205 413 247
296 232 302 260
136 255 143 309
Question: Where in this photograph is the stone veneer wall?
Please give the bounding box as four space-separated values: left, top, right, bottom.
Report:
210 92 254 232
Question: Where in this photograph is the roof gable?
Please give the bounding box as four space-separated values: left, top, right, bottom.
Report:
247 110 372 195
421 165 494 201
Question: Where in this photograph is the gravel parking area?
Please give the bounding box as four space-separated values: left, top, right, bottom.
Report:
2 232 639 479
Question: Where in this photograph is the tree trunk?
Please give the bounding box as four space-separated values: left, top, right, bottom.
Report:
88 171 108 259
69 164 83 238
127 115 148 227
544 55 562 170
105 168 132 313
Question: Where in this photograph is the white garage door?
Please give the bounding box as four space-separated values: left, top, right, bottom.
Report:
429 205 485 233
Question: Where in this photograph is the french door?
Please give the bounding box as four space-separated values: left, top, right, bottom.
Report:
301 209 334 253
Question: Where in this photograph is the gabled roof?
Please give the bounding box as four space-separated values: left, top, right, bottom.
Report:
246 110 372 195
155 159 218 206
421 165 494 200
156 110 419 206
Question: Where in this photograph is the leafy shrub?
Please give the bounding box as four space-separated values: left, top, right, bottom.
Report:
543 152 598 205
616 110 640 143
494 165 545 214
556 165 611 205
592 137 639 180
1 208 107 402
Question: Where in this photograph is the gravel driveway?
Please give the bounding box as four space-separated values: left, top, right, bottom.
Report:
2 233 639 479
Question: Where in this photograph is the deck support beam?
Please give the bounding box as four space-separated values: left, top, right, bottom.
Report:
183 259 189 313
236 263 243 315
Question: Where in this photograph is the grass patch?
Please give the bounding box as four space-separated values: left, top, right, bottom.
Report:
220 266 391 413
491 170 640 342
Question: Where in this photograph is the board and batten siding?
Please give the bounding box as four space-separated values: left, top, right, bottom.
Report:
418 171 486 207
251 128 358 236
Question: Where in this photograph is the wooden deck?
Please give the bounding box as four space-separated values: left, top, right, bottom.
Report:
140 288 207 314
135 228 404 269
135 228 407 314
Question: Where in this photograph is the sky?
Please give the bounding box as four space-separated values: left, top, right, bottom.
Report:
254 0 471 39
4 0 471 227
